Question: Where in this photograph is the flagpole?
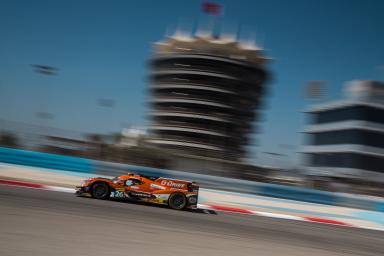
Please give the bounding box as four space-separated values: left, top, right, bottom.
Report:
201 1 222 38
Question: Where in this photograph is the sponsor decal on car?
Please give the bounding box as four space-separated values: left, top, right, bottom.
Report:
150 183 166 190
188 196 198 204
160 180 185 189
155 194 170 203
128 191 154 198
156 194 170 199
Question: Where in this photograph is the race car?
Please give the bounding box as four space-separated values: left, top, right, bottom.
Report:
75 173 199 210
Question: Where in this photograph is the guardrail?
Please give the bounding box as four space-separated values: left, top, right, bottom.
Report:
1 146 383 212
0 147 93 173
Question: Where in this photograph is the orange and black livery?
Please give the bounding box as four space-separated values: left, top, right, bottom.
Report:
76 173 199 210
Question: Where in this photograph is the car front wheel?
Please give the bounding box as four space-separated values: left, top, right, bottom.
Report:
91 182 110 200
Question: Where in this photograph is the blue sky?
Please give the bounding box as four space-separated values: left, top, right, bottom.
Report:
0 0 383 166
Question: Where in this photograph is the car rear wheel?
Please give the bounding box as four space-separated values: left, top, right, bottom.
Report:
91 182 110 200
168 192 187 210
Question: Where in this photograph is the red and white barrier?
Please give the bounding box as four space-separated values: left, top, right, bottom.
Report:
197 204 353 227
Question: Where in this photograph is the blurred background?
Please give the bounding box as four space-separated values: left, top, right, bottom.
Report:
1 0 384 196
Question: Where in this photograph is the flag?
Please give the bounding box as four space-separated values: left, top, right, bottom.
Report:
202 2 221 15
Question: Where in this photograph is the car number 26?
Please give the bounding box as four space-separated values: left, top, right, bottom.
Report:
111 191 125 198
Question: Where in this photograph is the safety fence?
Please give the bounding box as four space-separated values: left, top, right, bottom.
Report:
0 147 92 173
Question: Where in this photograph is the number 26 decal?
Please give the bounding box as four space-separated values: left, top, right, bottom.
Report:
111 191 124 198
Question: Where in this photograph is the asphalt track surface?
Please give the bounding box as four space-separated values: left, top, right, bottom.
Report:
1 186 383 256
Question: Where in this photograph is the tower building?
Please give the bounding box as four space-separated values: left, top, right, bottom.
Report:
146 31 269 162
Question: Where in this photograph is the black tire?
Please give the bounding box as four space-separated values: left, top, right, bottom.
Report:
91 182 110 200
168 192 187 210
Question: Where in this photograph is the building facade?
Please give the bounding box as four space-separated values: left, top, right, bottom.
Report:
302 80 384 183
146 31 269 162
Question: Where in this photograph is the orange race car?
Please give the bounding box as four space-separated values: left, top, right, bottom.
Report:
75 173 199 210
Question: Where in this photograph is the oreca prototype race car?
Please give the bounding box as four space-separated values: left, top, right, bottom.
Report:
76 173 199 210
